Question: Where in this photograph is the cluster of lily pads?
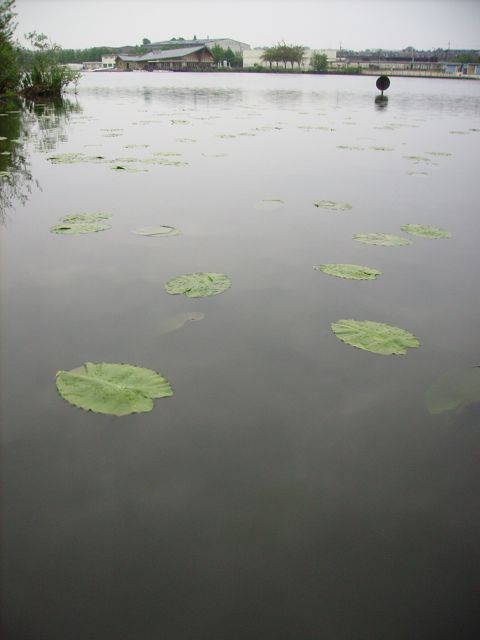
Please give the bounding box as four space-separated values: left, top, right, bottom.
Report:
51 108 465 417
311 197 453 356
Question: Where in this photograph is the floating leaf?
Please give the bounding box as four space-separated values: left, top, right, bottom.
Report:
111 164 148 172
61 213 111 223
425 151 452 157
254 199 285 211
406 171 429 176
202 153 227 158
47 153 107 164
400 224 452 239
50 221 111 234
133 226 179 237
314 200 352 212
314 263 382 280
56 362 172 416
370 145 394 151
331 319 420 355
176 138 196 143
153 151 182 157
337 144 365 151
353 233 412 246
170 119 189 125
158 311 205 335
165 272 231 298
425 367 480 414
124 144 150 149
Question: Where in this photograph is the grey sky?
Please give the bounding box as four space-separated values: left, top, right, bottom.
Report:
14 0 480 51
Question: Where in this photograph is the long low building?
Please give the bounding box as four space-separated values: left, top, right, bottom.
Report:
243 48 337 70
116 46 214 71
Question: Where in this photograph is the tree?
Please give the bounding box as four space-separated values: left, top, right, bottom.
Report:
142 38 151 45
224 47 235 67
311 51 328 72
20 31 80 98
0 0 20 94
211 43 225 66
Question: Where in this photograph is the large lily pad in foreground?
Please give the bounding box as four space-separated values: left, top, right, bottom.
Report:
56 362 173 416
425 367 480 414
165 272 231 298
400 224 452 239
354 233 412 246
314 263 382 280
332 319 420 355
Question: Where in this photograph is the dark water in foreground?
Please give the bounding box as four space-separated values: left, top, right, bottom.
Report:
1 73 480 639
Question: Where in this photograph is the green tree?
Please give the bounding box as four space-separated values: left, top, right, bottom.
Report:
211 43 225 65
224 47 235 67
142 38 151 45
0 0 20 94
311 51 328 72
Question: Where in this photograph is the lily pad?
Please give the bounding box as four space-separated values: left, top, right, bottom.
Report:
50 221 111 234
353 233 412 246
133 226 179 237
165 272 231 298
314 200 352 212
61 213 111 223
314 264 382 280
111 165 148 172
370 145 394 151
124 144 150 149
400 224 452 239
331 319 420 355
47 153 107 164
425 151 452 157
337 145 365 151
254 199 285 211
56 362 172 416
425 367 480 414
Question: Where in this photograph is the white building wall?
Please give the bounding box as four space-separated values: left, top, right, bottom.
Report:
101 55 116 68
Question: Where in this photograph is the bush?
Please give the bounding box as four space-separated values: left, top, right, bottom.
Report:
19 32 80 98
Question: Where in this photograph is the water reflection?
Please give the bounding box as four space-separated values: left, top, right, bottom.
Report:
374 95 389 109
0 96 81 222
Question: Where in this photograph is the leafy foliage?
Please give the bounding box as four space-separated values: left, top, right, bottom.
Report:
0 0 20 93
165 272 231 298
56 362 173 416
331 319 420 355
311 52 328 73
314 264 382 280
20 31 80 98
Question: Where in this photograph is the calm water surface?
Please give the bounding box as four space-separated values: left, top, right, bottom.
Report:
1 73 480 639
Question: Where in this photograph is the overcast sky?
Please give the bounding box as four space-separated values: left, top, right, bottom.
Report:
13 0 480 51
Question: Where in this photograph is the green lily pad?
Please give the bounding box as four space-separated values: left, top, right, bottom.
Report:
50 221 111 234
61 213 111 223
0 136 7 141
170 119 189 125
56 362 172 416
176 138 196 143
314 200 352 212
165 272 231 298
353 233 412 246
332 319 420 355
47 153 107 164
337 145 365 151
254 199 285 211
111 165 148 172
425 151 452 157
400 224 452 239
124 144 150 149
425 367 480 414
133 226 179 237
314 264 382 280
370 145 394 151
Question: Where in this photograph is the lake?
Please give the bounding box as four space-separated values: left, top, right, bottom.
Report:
1 72 480 639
